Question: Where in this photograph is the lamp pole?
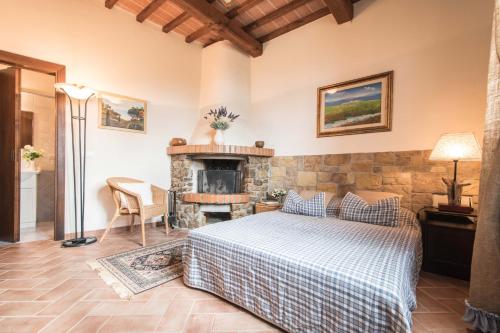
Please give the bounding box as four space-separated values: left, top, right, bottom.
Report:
56 84 97 247
453 159 458 183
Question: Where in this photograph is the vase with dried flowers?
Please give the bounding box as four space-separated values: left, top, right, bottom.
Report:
204 106 239 145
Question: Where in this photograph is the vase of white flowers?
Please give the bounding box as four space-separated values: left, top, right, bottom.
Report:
271 189 287 204
204 106 239 145
21 145 44 171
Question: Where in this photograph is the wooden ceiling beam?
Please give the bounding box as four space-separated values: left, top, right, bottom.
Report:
105 0 120 9
244 0 311 33
170 0 262 56
323 0 353 24
137 0 168 22
186 24 216 43
203 37 223 47
162 0 216 34
226 0 266 19
162 12 191 32
258 7 330 43
186 0 264 44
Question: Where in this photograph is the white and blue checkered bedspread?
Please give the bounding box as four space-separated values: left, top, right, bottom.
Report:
183 209 422 333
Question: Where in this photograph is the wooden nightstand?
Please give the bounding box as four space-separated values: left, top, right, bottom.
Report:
419 208 476 281
255 202 281 214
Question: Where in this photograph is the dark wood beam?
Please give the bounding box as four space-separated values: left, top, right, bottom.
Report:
137 0 168 22
258 7 330 43
244 0 311 33
170 0 262 56
203 37 223 47
185 0 264 44
105 0 120 9
161 0 216 34
186 24 217 43
162 12 191 32
226 0 265 19
323 0 353 24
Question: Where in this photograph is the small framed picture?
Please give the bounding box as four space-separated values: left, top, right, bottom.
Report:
98 92 147 134
317 71 393 137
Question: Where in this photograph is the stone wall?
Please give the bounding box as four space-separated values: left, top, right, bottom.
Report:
269 150 481 212
243 156 271 204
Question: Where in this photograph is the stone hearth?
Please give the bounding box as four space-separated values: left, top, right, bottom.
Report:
168 144 273 229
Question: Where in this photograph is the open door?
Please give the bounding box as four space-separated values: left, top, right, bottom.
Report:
0 67 21 242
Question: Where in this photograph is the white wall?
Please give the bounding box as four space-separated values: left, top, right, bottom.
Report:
250 0 493 156
0 0 202 232
191 41 253 146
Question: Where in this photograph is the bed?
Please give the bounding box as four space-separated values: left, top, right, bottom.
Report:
182 208 422 333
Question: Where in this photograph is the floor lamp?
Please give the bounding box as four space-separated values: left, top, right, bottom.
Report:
55 83 97 247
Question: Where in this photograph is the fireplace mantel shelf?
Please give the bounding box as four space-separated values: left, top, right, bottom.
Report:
167 144 274 157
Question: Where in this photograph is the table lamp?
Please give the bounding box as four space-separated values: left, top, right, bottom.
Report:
429 132 482 213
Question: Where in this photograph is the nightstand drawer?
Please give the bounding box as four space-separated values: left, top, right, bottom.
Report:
255 203 281 214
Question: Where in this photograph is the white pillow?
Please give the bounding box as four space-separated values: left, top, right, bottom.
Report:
117 182 154 208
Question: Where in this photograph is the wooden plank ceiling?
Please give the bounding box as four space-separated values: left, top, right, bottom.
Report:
104 0 358 57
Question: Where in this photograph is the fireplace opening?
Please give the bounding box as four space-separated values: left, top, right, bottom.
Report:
205 212 231 224
196 158 243 194
198 170 241 193
204 159 239 170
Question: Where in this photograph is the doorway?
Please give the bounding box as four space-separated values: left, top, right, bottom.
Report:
19 69 56 242
0 51 66 242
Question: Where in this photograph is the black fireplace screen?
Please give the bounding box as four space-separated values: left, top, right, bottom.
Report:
197 170 242 194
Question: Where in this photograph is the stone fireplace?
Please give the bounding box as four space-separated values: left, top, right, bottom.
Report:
167 144 273 228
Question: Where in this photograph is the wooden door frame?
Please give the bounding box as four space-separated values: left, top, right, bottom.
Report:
0 50 66 241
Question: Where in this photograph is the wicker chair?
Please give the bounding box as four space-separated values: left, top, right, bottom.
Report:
101 177 169 246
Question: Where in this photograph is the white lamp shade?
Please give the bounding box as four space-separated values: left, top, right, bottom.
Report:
54 83 95 100
429 132 482 161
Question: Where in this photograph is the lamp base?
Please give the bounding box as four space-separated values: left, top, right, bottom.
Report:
61 236 97 248
438 204 473 214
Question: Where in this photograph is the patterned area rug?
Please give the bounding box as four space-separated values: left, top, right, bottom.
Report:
87 239 185 299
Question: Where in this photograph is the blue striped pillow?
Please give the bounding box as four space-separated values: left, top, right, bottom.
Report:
326 197 342 217
281 190 326 217
339 192 400 227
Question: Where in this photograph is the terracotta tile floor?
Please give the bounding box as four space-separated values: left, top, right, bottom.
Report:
0 224 476 333
20 221 54 243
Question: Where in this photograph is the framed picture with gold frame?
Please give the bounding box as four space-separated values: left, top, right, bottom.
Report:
98 92 147 134
317 71 393 137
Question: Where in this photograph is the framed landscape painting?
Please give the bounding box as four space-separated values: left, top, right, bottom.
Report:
98 92 147 134
317 71 393 137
